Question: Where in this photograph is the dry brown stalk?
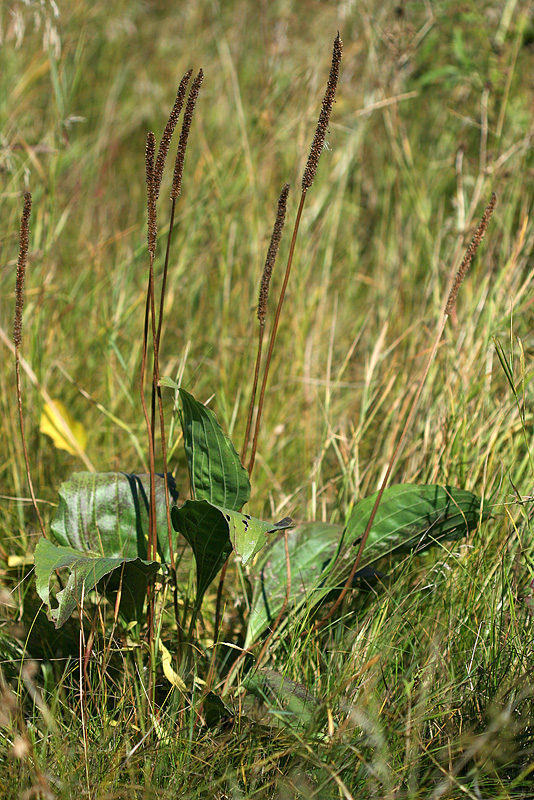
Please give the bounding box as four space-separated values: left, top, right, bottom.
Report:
248 34 343 478
316 193 497 631
144 72 206 649
171 69 203 200
242 183 290 464
13 192 47 539
154 71 204 597
153 75 205 577
154 70 193 200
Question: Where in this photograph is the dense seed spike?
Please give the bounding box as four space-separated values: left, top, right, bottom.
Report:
301 32 343 192
146 132 157 254
13 192 32 347
445 192 497 315
171 69 203 200
154 70 193 200
258 183 290 324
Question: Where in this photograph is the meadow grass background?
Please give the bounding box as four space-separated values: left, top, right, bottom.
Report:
2 0 534 797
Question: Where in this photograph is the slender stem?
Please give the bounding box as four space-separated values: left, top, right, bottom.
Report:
15 351 46 538
243 182 290 463
241 321 264 464
140 268 157 560
154 196 181 648
148 271 159 566
248 190 307 477
155 200 176 571
140 264 157 670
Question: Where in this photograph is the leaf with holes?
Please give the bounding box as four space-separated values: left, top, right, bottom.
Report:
220 507 292 565
172 500 292 610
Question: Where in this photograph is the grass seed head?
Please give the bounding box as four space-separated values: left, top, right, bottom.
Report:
154 69 193 200
445 192 497 315
301 32 343 193
13 191 32 348
145 131 157 254
258 183 290 324
171 68 204 200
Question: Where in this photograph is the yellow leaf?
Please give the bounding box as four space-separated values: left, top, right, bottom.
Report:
159 640 187 694
7 555 34 567
40 399 88 455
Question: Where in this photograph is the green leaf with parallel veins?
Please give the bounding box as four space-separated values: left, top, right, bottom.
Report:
246 484 490 646
246 521 341 648
338 483 490 572
178 389 250 511
50 471 178 563
34 538 160 628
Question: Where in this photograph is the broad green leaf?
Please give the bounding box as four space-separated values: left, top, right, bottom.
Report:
50 472 179 562
172 500 233 609
246 484 490 646
34 538 160 628
338 484 489 571
172 500 291 609
178 389 250 511
246 521 341 648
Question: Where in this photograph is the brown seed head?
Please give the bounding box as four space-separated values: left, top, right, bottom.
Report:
445 192 497 315
258 183 290 324
171 69 203 200
302 32 343 192
13 191 32 347
154 69 193 200
146 132 157 254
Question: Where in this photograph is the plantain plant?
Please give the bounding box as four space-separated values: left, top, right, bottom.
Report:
11 34 494 699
